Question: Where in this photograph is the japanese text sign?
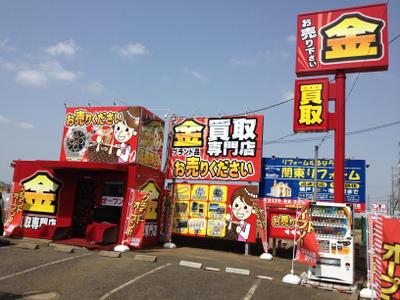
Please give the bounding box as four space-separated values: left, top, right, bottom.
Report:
296 3 388 76
60 106 164 169
294 78 330 132
122 189 149 248
260 157 366 213
167 115 263 182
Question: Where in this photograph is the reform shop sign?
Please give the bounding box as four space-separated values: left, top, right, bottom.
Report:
260 157 366 213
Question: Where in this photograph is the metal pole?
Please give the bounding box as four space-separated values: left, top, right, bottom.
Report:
314 145 318 201
334 71 346 203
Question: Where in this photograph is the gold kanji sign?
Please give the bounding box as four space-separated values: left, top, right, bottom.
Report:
321 13 384 63
296 3 388 76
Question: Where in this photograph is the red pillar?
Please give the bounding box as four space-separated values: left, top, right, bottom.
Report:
334 71 346 203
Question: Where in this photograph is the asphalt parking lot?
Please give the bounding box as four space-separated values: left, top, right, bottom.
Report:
0 238 358 300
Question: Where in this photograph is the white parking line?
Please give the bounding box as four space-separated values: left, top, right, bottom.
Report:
99 263 172 300
243 279 261 300
0 253 91 281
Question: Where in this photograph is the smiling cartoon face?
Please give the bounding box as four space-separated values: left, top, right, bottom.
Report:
231 196 252 221
114 121 135 143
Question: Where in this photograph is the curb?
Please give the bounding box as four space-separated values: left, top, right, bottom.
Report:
17 243 39 250
179 260 203 269
225 267 250 276
54 245 75 253
99 251 121 258
134 254 157 262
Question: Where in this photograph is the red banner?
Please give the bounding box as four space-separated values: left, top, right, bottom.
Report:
256 197 318 265
295 201 319 266
166 115 263 182
293 78 330 132
122 189 149 248
296 3 388 76
379 216 400 299
4 182 24 236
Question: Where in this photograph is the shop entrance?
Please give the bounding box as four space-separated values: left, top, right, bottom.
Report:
71 179 96 238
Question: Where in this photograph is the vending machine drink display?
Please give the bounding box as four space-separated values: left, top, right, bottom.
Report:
308 202 354 284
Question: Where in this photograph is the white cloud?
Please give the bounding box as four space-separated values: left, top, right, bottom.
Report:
45 40 80 57
83 81 105 94
0 115 11 123
191 70 209 83
286 34 296 42
229 58 255 66
40 61 82 82
1 61 27 71
112 43 148 58
281 90 294 100
17 122 34 130
16 70 47 87
14 61 82 87
0 38 15 52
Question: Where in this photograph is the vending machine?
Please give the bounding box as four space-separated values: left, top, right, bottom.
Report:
308 202 354 284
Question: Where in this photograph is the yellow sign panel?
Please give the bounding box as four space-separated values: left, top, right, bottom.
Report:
207 202 226 220
189 201 208 218
299 83 323 126
174 184 191 201
174 201 189 218
209 185 227 202
207 220 226 237
188 218 207 235
191 185 209 201
173 217 188 234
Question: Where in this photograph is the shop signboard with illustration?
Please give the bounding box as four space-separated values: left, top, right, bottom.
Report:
167 116 263 182
260 157 366 212
60 106 164 169
173 183 263 243
296 3 388 76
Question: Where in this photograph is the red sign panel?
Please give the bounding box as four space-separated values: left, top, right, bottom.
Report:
268 209 298 240
167 115 263 182
293 78 330 132
60 106 164 169
296 3 388 76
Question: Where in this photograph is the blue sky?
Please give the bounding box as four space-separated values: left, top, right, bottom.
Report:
0 1 398 206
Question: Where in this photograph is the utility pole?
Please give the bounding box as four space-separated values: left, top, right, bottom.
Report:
314 145 318 201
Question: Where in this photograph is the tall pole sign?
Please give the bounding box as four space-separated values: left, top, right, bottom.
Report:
294 3 388 203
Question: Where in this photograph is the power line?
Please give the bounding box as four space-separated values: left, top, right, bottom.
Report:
265 119 400 144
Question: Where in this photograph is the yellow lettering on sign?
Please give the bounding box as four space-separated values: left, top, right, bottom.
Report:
298 84 324 126
321 14 384 63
